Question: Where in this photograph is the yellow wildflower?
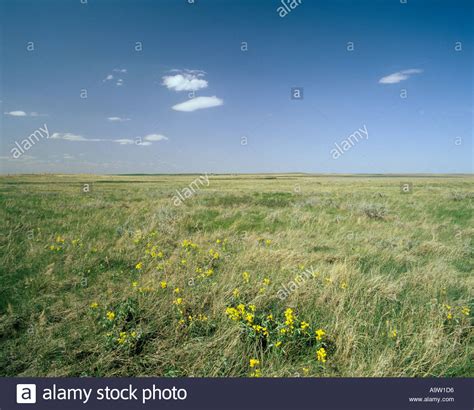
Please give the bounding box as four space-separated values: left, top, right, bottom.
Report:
160 281 167 289
461 306 470 316
249 358 260 368
117 331 127 344
135 262 143 270
316 347 327 363
300 321 310 331
284 308 295 328
315 328 325 341
174 298 183 305
106 311 115 321
174 287 180 294
132 281 138 288
225 307 240 321
242 271 250 283
251 369 262 377
390 329 397 339
209 249 219 259
275 341 282 347
90 302 98 309
232 288 240 298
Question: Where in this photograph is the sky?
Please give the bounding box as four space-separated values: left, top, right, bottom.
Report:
0 0 472 174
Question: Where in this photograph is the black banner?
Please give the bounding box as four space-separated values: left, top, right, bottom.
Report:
2 378 473 410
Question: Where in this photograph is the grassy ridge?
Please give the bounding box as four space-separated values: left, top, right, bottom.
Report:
0 174 472 377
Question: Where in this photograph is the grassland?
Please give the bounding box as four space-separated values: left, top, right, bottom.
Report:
0 174 472 377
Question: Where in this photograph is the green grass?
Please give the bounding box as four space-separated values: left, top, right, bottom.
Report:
0 174 472 377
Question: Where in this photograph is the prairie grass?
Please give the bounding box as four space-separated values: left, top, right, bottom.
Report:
0 174 472 377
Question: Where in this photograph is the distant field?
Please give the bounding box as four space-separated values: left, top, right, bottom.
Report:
0 174 472 377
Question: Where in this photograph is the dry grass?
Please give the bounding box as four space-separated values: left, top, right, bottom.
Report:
0 174 472 377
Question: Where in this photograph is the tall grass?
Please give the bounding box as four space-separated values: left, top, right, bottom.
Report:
0 174 472 377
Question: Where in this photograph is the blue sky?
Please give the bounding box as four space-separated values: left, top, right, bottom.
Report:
0 0 472 174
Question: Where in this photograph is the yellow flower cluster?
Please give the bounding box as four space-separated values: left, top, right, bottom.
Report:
182 239 198 250
225 304 257 326
300 321 310 331
249 358 262 377
208 249 220 260
252 324 269 337
443 303 470 320
316 347 327 363
196 267 214 278
117 330 138 345
242 271 250 283
257 238 272 246
145 244 163 259
71 238 82 247
315 328 325 341
284 308 295 330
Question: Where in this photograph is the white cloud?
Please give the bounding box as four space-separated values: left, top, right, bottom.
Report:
172 96 223 112
50 133 93 142
50 132 168 146
379 69 423 84
144 134 168 142
107 116 131 122
4 110 46 117
162 73 208 92
114 139 134 145
4 110 27 116
104 69 127 86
